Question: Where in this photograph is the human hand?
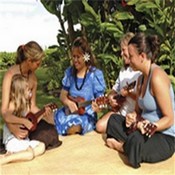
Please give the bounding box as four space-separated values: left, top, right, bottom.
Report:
137 120 149 134
67 100 78 113
120 88 129 97
92 100 101 112
44 104 53 116
137 121 157 137
108 94 119 108
7 123 29 139
144 122 157 137
43 103 58 121
126 112 137 128
23 118 34 130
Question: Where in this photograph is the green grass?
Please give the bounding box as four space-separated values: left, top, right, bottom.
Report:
35 67 61 108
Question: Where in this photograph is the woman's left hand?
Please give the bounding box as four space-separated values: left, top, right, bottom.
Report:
38 104 55 123
44 105 53 116
92 100 101 112
137 120 149 134
137 120 157 137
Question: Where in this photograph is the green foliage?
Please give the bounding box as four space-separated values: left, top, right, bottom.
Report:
0 52 15 69
43 47 70 91
131 0 175 75
40 0 63 15
39 0 175 91
35 68 62 108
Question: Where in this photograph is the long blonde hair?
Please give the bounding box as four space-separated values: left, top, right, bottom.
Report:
10 74 31 117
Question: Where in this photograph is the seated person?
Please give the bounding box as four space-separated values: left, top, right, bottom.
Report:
106 32 175 168
96 32 141 133
1 74 45 165
53 36 106 135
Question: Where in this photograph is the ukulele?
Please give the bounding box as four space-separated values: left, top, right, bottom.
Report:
65 96 108 115
109 80 136 112
65 81 137 115
127 114 157 138
26 103 58 131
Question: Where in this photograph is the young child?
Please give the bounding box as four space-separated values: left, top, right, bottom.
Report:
96 32 141 133
1 74 45 165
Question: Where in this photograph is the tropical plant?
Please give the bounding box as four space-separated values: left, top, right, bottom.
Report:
43 47 70 92
128 0 175 75
0 52 15 69
40 0 175 91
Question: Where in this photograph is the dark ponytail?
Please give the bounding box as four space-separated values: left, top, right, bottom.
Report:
16 45 26 64
129 32 160 63
146 35 160 62
72 36 96 67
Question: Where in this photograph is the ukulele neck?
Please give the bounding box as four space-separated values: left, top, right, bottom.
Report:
35 108 45 119
77 100 92 108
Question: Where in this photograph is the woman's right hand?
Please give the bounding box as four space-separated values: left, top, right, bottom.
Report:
67 100 78 113
125 111 137 128
23 118 34 130
7 123 29 139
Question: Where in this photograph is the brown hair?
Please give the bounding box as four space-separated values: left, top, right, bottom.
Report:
128 32 160 63
72 36 96 67
16 41 45 64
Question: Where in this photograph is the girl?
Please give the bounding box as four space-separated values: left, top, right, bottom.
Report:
96 32 141 133
1 74 45 165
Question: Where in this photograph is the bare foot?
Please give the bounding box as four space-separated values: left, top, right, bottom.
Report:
66 125 82 135
0 152 12 158
106 138 124 153
0 152 12 165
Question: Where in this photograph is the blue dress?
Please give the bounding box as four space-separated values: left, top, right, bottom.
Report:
54 66 106 135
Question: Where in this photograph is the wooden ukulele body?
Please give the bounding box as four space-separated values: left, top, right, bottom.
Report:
25 103 57 132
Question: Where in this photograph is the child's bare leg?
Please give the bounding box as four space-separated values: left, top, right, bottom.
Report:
0 147 34 165
96 111 114 133
32 142 45 157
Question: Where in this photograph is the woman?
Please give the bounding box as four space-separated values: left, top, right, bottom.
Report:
1 41 60 150
54 36 106 135
1 74 45 165
106 33 175 168
96 32 141 133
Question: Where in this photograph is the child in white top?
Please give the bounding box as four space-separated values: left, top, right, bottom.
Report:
96 32 141 133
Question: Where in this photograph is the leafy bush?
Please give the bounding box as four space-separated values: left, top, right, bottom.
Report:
32 0 175 91
0 52 15 69
128 0 175 75
43 47 70 92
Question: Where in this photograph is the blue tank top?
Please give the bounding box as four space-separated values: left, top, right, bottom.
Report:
138 66 175 137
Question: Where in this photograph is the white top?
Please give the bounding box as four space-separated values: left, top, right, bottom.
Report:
112 66 141 116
